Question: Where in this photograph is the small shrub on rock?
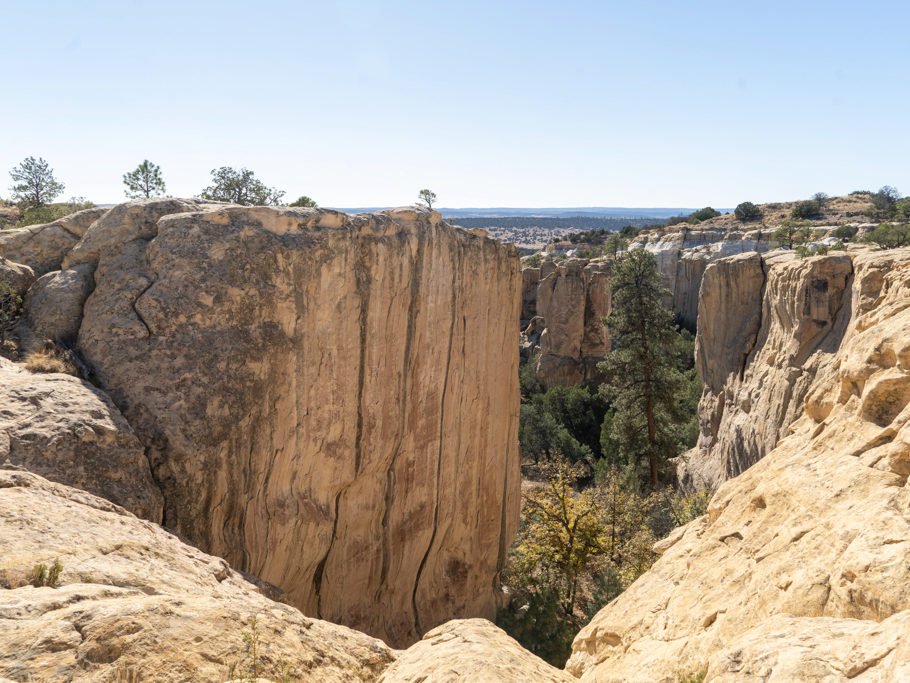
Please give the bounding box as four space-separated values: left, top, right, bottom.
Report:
734 201 762 222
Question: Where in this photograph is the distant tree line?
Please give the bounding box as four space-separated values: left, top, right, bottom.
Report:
453 216 660 233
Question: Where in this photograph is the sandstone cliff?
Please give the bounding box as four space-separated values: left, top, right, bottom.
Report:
679 248 888 488
4 199 521 648
569 247 910 681
532 258 610 387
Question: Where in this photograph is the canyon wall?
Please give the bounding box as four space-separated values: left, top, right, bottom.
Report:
5 199 522 649
570 247 910 681
679 249 861 488
532 258 611 387
633 227 775 328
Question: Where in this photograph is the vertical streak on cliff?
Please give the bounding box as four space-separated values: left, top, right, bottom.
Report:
741 256 767 381
378 230 425 599
412 235 460 636
315 236 374 617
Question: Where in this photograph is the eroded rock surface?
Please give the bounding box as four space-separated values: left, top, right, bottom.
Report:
378 619 574 682
569 247 910 682
0 359 162 520
59 200 521 647
0 469 395 682
0 207 109 276
534 258 610 387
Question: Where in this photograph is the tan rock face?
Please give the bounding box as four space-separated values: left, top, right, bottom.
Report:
569 247 910 681
534 258 610 387
378 619 575 682
0 469 395 682
20 263 95 343
681 250 854 488
66 201 520 647
520 266 540 322
0 257 35 297
0 359 162 521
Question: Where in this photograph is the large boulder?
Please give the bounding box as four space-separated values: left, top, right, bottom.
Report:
20 263 95 343
0 257 35 297
378 619 574 682
569 247 910 681
0 359 162 521
69 201 521 647
0 469 395 682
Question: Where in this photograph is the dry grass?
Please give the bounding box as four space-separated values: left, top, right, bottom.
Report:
25 348 69 374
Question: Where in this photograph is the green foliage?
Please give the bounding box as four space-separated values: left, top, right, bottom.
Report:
500 461 713 666
863 222 910 249
687 207 720 224
619 224 640 238
790 200 821 219
19 198 94 227
289 195 318 207
597 250 694 487
9 157 65 208
417 188 437 209
520 402 593 464
123 159 166 199
0 282 22 344
30 559 63 587
773 219 811 249
201 167 285 205
679 668 708 683
833 224 858 241
734 201 762 222
666 215 688 227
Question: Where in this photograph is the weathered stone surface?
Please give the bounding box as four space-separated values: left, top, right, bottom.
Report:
0 469 395 682
20 263 94 343
63 198 220 268
0 257 34 297
73 202 520 647
680 250 855 488
707 611 910 681
378 619 574 682
0 359 162 521
51 206 110 237
0 223 79 276
569 247 910 681
534 258 610 387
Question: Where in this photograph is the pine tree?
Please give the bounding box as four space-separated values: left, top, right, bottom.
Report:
9 157 65 208
598 249 688 487
123 160 166 199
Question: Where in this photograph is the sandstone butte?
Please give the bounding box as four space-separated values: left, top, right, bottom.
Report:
2 196 910 681
0 199 523 651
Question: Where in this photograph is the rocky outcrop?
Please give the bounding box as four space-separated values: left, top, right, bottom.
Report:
0 359 162 520
26 199 523 648
534 258 610 387
0 469 396 682
569 247 910 681
378 619 574 682
0 207 109 276
680 249 859 488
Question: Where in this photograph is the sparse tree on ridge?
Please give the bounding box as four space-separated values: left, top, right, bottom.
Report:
773 219 812 249
9 157 65 208
417 188 437 210
200 167 285 206
123 160 166 199
289 196 318 207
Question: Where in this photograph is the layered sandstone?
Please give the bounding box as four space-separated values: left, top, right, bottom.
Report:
32 199 524 647
534 258 611 387
569 247 910 681
0 206 108 276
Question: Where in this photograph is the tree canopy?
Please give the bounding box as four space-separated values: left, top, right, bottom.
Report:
200 167 285 205
123 160 166 199
9 157 65 208
417 188 437 210
597 249 691 487
289 196 318 207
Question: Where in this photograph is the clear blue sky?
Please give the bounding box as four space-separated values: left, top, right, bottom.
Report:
2 0 908 207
